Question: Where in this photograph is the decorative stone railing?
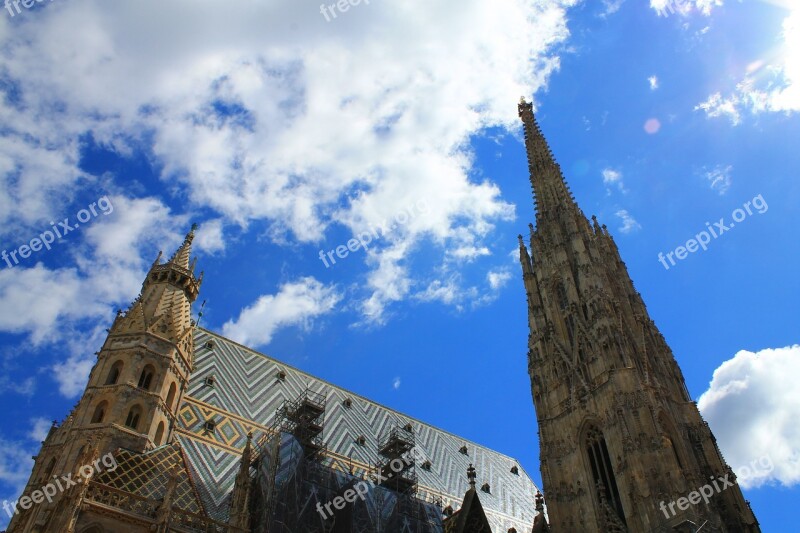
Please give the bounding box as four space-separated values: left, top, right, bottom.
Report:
171 508 246 532
84 482 247 532
85 482 158 518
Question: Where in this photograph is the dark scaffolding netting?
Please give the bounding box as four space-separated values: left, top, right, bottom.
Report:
250 432 443 532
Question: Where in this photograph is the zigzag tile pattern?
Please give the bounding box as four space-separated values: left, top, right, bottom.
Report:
178 433 242 522
178 399 268 452
178 328 539 532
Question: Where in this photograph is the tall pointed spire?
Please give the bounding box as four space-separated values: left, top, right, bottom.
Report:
518 98 583 226
517 96 760 532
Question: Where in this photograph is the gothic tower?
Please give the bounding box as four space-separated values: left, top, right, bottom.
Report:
516 99 759 532
8 226 202 533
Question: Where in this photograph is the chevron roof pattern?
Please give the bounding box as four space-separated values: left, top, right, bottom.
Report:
177 328 540 532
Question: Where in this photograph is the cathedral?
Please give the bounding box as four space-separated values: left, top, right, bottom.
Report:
4 99 760 533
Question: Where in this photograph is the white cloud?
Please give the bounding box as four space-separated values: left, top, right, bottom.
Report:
487 268 512 290
222 277 341 347
194 218 226 254
0 195 188 346
51 324 109 398
703 165 732 195
393 377 401 390
698 345 800 489
83 195 185 268
0 265 99 344
601 0 625 17
413 267 512 311
602 168 626 193
648 75 659 90
602 168 622 184
0 194 204 397
695 8 800 124
0 438 36 498
695 92 742 125
0 0 576 328
360 243 414 324
615 209 641 233
28 418 52 443
449 246 492 261
0 375 35 396
416 278 464 306
0 419 54 500
650 0 723 17
52 352 96 398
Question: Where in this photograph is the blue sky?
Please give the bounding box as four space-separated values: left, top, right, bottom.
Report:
0 0 798 530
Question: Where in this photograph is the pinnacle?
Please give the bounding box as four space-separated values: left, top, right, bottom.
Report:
166 225 197 270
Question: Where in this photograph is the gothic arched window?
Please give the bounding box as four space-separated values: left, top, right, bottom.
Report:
585 426 626 525
91 401 107 424
154 421 166 445
105 361 123 385
166 382 177 409
125 406 142 431
137 365 155 390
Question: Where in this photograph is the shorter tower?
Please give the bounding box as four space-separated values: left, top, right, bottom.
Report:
8 227 202 533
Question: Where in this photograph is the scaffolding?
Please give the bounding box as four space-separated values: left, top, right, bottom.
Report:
251 391 443 532
375 425 417 495
250 388 331 533
271 389 327 460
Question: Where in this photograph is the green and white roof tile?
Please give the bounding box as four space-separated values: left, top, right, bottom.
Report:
177 328 539 532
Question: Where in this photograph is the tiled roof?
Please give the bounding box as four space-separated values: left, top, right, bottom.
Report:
178 328 539 531
94 442 204 515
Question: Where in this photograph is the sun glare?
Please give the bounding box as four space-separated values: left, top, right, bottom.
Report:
781 9 799 81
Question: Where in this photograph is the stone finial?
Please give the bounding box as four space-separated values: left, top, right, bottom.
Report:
467 463 476 489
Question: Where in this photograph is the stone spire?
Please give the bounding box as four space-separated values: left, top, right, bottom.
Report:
228 433 253 529
151 223 202 302
112 226 202 343
166 223 198 271
517 99 760 532
518 97 587 235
